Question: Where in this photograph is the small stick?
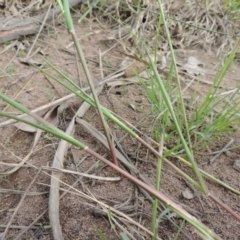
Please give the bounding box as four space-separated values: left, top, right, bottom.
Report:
42 166 121 181
26 3 52 58
208 192 240 222
0 224 51 229
209 138 234 164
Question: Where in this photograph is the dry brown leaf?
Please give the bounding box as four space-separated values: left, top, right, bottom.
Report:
106 78 139 88
129 103 136 111
14 115 38 133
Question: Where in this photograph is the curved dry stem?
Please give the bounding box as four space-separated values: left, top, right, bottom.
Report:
49 87 103 240
49 119 75 240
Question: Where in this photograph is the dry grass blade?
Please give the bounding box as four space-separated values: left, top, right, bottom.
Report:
13 209 48 240
0 127 41 175
14 102 69 133
0 188 48 196
43 166 121 181
26 3 52 59
0 224 51 230
209 138 235 164
1 102 70 175
14 156 102 239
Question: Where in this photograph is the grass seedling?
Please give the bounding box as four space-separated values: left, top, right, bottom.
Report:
151 133 164 240
119 232 130 240
225 0 240 21
95 228 107 240
173 220 185 240
188 39 240 147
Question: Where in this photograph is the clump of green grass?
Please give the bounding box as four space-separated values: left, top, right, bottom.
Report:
141 40 240 150
225 0 240 21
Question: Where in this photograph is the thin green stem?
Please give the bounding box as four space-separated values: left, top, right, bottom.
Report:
156 0 208 194
151 133 164 240
157 0 192 147
148 58 208 194
62 0 118 166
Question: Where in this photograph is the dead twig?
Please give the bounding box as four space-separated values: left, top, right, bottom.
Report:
42 166 121 181
0 224 51 230
209 138 235 164
26 3 52 59
0 188 48 196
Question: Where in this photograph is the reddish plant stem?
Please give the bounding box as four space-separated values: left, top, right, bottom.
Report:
86 148 191 217
208 192 240 222
85 147 219 239
138 136 240 222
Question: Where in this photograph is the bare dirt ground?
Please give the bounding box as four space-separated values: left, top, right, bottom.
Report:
0 2 240 240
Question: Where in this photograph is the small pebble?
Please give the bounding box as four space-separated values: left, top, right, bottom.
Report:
233 159 240 172
226 176 231 181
